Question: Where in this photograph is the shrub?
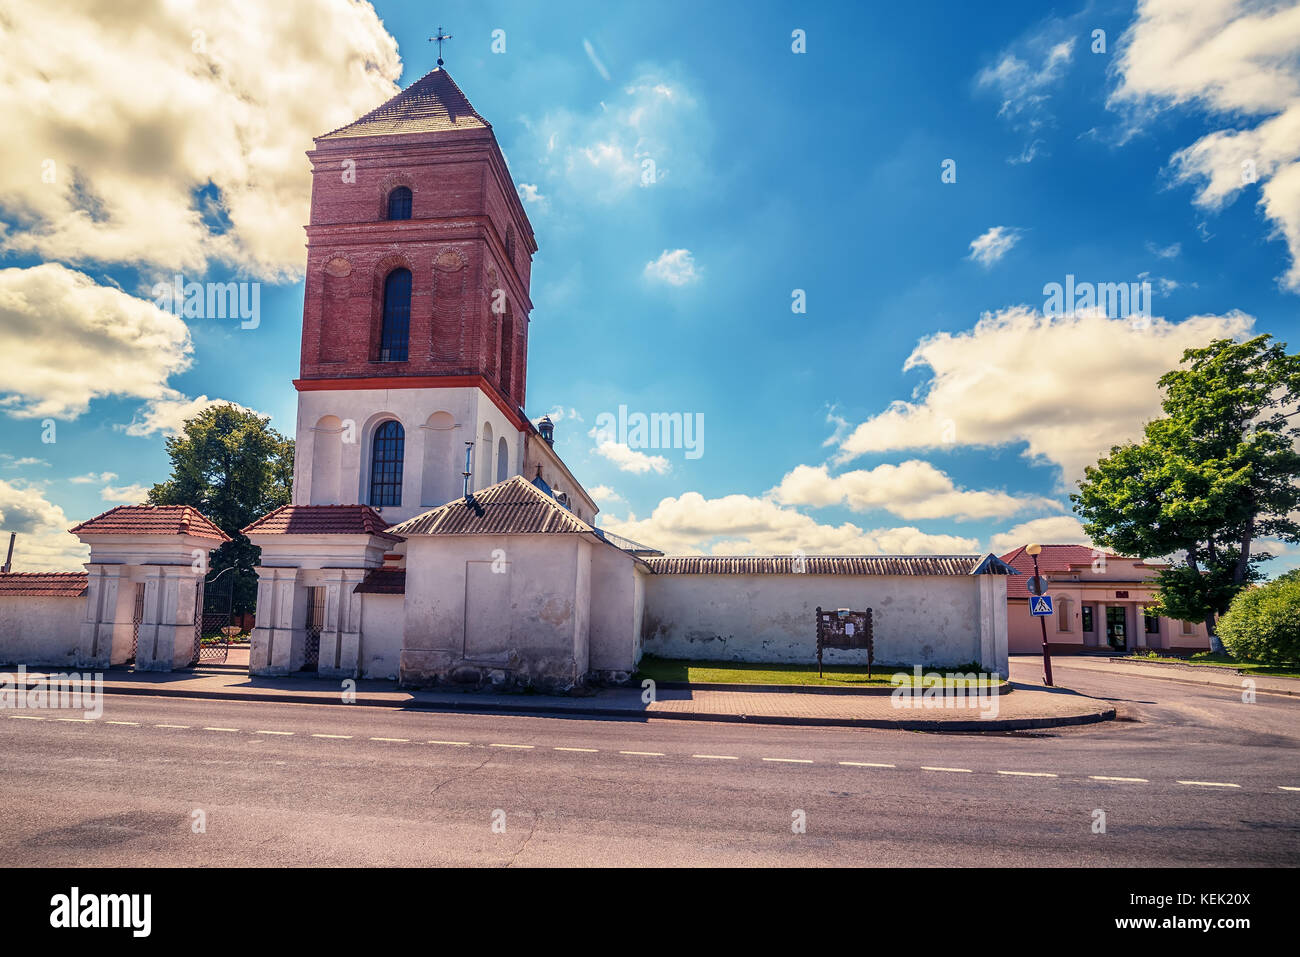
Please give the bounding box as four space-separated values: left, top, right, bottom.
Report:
1217 573 1300 664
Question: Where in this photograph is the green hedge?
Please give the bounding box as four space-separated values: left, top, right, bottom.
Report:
1217 572 1300 665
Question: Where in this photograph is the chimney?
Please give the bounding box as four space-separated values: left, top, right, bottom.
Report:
538 415 554 446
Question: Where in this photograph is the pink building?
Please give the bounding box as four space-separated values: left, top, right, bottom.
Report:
1000 545 1211 655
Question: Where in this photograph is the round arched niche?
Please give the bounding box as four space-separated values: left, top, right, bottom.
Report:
435 248 467 272
323 257 352 277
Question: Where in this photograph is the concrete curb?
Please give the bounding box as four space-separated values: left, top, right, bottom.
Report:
1098 666 1299 698
649 680 1014 696
13 676 1113 732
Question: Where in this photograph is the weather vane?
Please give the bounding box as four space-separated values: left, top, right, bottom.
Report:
429 26 453 67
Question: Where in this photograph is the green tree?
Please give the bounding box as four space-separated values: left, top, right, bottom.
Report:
147 404 294 613
1072 335 1300 645
1217 571 1300 664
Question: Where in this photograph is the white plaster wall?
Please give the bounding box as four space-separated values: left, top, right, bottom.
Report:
641 573 987 668
400 534 587 684
359 593 404 679
294 385 526 525
588 543 641 673
0 595 84 666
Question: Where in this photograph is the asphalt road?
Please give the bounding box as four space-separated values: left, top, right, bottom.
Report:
0 659 1296 866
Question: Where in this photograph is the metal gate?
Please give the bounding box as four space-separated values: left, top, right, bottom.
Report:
129 582 145 663
195 571 235 664
303 586 324 672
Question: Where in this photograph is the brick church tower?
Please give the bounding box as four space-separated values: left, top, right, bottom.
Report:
289 67 590 525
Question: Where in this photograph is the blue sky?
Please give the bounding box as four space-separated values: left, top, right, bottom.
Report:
2 0 1299 571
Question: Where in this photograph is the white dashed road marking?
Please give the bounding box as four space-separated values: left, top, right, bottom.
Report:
763 757 813 764
255 730 294 735
922 766 972 773
997 770 1057 777
9 715 44 720
312 734 352 739
840 761 895 768
554 747 598 752
489 743 533 749
1090 776 1148 783
692 754 738 760
55 718 92 723
155 724 189 729
106 721 139 726
204 727 239 733
1178 780 1240 788
619 750 664 757
1279 786 1300 792
369 737 408 743
428 740 470 746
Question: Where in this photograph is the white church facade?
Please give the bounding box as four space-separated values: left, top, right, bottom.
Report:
0 67 1015 688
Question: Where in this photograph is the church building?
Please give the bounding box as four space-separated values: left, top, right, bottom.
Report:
0 65 1017 688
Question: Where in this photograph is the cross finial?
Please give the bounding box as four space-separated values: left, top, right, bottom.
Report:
429 26 453 67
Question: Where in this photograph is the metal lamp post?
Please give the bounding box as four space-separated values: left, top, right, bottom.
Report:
1026 543 1053 687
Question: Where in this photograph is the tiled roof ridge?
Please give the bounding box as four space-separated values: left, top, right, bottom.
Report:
69 504 230 543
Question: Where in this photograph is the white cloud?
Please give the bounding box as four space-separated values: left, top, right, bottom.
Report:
834 306 1256 486
516 183 548 211
976 25 1076 153
968 226 1022 268
0 263 191 420
1110 0 1300 291
988 515 1092 555
1146 241 1182 259
770 461 1058 522
123 393 253 438
100 483 148 504
644 248 699 286
519 69 708 203
69 472 118 484
600 491 979 557
587 484 624 505
0 0 402 280
592 440 671 475
0 479 89 572
583 39 611 81
1 457 49 469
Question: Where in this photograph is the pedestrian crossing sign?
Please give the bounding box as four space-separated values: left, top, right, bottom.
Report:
1030 595 1054 616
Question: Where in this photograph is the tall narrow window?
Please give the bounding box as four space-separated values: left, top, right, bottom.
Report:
387 186 412 220
380 268 411 361
496 436 509 482
369 420 405 507
498 305 514 395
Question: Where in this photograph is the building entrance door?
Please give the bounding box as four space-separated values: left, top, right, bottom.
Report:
1106 606 1127 650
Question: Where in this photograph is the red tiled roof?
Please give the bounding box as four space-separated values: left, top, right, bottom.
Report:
318 68 489 141
354 569 406 595
386 476 595 537
1000 544 1117 599
70 505 230 543
241 505 403 542
0 572 88 597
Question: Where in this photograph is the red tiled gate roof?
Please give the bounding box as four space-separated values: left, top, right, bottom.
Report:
241 505 403 542
69 505 230 543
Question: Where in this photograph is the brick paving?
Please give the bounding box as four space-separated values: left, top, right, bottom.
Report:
7 664 1115 730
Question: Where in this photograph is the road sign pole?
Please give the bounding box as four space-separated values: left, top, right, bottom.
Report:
1032 553 1054 687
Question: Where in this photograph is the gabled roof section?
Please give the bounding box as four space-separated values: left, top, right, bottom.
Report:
591 527 664 557
385 475 595 537
70 505 230 543
0 572 88 597
241 505 403 542
317 68 489 141
1000 544 1129 599
645 555 988 576
354 568 406 595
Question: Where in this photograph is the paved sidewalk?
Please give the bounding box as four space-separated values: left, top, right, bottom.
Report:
1030 654 1300 697
7 665 1115 731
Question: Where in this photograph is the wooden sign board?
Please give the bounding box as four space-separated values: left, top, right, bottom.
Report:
815 606 874 678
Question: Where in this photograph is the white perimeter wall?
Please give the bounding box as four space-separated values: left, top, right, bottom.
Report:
642 573 990 669
0 595 85 667
359 593 404 679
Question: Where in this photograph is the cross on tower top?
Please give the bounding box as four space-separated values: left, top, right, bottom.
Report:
429 26 453 67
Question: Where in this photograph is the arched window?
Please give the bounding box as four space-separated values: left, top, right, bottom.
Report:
369 420 405 507
379 268 411 361
496 436 509 482
387 186 412 221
